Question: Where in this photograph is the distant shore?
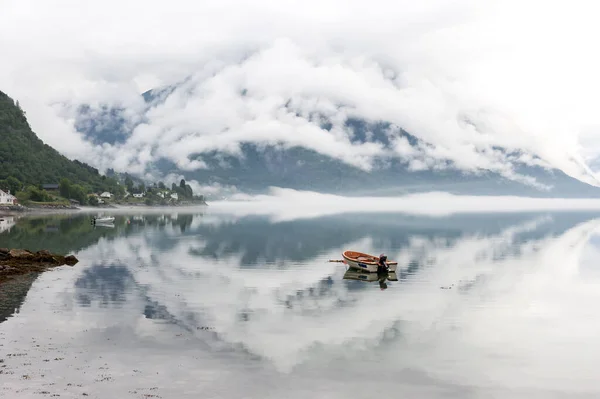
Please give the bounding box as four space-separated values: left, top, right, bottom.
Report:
0 202 208 217
0 204 79 216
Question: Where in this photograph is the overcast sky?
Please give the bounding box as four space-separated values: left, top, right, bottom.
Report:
2 0 600 189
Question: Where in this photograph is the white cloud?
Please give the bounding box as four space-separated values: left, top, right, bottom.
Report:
2 0 600 188
210 188 600 221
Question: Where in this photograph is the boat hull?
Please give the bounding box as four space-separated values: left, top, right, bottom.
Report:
93 217 115 223
342 250 398 273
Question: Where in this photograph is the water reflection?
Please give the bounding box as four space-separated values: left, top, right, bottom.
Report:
74 265 135 307
2 211 600 397
343 269 398 291
0 215 16 234
0 272 39 323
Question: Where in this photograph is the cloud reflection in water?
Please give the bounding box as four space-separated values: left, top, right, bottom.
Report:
2 211 600 397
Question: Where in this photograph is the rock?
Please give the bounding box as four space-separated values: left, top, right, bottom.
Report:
8 249 34 259
0 248 8 255
0 249 79 283
1 266 15 273
35 250 57 263
64 255 79 266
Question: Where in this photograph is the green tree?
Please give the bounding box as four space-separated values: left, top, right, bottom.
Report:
0 176 21 194
158 181 165 190
124 176 134 193
59 178 72 198
27 186 51 202
69 184 87 204
184 184 193 198
180 179 186 189
112 183 125 198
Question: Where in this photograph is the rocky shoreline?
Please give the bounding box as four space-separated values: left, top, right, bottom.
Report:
0 248 79 283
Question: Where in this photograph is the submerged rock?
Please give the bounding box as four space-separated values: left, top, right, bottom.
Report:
0 249 79 283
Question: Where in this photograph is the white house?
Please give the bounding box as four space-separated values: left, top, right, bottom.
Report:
157 192 165 199
170 192 178 200
133 193 145 198
100 192 113 199
0 189 17 205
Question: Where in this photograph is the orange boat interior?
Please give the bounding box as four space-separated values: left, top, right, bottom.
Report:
343 251 398 265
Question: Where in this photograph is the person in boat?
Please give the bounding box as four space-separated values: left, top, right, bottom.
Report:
377 254 389 273
377 254 390 290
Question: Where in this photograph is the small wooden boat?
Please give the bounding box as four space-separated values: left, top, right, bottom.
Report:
343 269 398 282
342 250 398 273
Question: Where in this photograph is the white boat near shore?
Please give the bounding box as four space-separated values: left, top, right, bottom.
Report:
92 216 115 224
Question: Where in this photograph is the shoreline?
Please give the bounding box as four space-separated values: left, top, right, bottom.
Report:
0 202 209 217
0 205 79 217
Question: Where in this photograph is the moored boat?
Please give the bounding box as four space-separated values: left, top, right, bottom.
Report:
92 216 115 224
342 250 398 273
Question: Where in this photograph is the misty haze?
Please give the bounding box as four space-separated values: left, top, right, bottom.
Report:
3 0 600 398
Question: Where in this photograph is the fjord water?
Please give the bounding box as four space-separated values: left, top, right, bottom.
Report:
2 211 600 398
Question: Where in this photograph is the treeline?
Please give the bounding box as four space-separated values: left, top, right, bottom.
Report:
140 179 206 205
0 174 206 206
0 175 124 205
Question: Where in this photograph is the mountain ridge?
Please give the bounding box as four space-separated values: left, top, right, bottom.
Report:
58 85 600 198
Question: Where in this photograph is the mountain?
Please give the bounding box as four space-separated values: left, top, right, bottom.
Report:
72 87 600 198
0 90 122 197
155 142 600 198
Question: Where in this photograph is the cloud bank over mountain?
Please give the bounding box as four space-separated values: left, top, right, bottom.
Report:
2 0 600 190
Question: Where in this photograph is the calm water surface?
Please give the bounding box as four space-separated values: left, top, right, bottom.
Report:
1 210 600 398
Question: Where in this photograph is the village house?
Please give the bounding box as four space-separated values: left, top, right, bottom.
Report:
100 192 113 199
42 183 59 191
133 192 145 198
0 189 17 205
170 192 178 200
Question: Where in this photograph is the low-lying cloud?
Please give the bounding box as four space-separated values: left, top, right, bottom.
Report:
2 0 600 189
210 188 600 221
